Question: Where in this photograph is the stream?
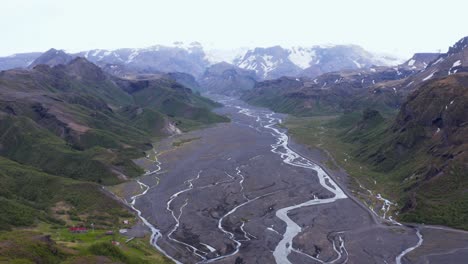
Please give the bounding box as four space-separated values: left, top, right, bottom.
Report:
125 97 427 263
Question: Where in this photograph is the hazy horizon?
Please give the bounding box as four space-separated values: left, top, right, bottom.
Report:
2 0 467 58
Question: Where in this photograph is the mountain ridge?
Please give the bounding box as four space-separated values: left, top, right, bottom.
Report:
0 43 404 82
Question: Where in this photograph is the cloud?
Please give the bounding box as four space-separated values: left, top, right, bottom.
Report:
0 0 466 57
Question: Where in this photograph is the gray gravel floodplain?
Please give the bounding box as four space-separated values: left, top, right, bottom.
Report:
120 97 468 264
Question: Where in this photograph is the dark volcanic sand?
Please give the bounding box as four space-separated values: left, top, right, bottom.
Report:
121 97 468 264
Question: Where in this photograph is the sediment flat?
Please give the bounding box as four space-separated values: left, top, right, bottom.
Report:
120 97 468 264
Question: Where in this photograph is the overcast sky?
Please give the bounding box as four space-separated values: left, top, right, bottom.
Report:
1 0 467 58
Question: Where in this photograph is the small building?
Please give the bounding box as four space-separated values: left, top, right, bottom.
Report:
111 241 120 246
69 227 88 233
105 230 114 235
123 220 129 225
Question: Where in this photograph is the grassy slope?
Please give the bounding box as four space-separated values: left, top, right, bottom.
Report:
0 61 229 263
285 111 468 230
0 63 229 182
0 157 132 229
129 79 229 131
241 78 402 117
0 119 173 263
0 229 171 264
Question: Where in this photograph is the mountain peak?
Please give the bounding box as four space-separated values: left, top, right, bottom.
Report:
64 57 107 81
447 36 468 55
401 53 441 70
29 48 73 68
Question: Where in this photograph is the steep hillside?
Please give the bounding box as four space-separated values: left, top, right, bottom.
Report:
166 72 201 91
241 65 415 116
116 76 227 130
284 73 468 229
0 57 226 263
400 53 441 70
0 156 171 263
387 37 468 94
344 74 467 228
0 57 228 185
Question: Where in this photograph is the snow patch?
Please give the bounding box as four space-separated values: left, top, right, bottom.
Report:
92 49 102 57
126 49 140 64
288 47 315 69
352 60 362 68
449 60 462 75
394 67 402 75
205 47 249 64
238 56 257 71
432 57 444 65
422 72 435 81
261 54 279 78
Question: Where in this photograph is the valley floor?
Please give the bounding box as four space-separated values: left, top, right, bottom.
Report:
111 97 468 263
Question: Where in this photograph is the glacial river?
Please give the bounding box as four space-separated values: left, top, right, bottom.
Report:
123 97 431 264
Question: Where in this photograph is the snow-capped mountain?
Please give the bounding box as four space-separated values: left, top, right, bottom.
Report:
229 45 404 80
234 46 303 80
0 42 404 81
76 42 403 80
75 42 209 77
